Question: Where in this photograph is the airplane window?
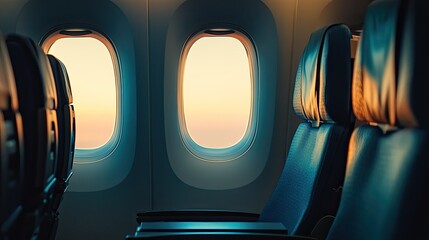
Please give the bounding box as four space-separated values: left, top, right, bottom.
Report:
47 37 117 149
181 34 253 150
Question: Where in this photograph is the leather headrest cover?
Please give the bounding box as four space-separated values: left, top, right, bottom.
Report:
397 0 429 128
319 24 352 123
48 55 73 105
294 24 352 124
352 0 399 125
0 33 18 111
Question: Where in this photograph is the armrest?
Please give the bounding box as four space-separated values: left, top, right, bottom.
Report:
136 221 287 234
125 221 320 240
126 232 317 240
137 210 260 223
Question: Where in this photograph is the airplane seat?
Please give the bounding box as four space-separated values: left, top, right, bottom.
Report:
5 34 59 239
326 0 429 239
129 24 354 240
258 23 353 238
37 55 75 240
0 33 24 238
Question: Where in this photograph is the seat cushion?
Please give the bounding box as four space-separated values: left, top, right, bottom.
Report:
259 122 350 235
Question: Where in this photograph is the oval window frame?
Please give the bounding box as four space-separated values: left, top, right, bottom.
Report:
177 29 259 161
42 29 122 162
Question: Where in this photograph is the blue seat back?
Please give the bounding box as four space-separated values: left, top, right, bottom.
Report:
6 34 59 238
259 24 353 236
0 33 24 236
327 0 429 239
37 55 75 240
47 54 74 209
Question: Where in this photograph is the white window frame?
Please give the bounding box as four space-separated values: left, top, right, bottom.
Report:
177 30 258 161
42 29 121 162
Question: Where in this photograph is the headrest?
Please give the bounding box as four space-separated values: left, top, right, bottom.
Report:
396 0 429 128
6 34 57 111
48 55 73 105
319 24 352 124
0 33 18 111
352 0 399 126
293 24 352 125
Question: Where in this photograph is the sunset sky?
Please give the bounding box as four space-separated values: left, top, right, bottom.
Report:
183 36 252 148
48 35 252 150
48 37 117 149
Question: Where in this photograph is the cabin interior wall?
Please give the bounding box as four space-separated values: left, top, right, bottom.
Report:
49 1 151 239
149 0 285 214
0 0 28 34
52 2 151 240
0 0 373 239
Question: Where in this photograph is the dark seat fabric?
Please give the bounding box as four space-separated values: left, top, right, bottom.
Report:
47 54 74 209
258 24 353 237
326 0 429 239
396 0 429 127
38 55 75 240
327 127 429 240
6 34 59 239
0 33 24 237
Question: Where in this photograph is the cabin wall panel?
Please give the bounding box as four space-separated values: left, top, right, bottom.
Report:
262 0 299 197
0 0 28 33
49 0 150 238
149 0 285 213
1 0 149 239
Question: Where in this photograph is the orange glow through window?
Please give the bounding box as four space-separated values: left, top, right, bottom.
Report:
48 37 117 149
182 36 252 149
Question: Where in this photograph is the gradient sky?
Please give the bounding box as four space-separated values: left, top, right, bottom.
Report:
183 36 252 148
48 35 252 150
48 37 117 149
